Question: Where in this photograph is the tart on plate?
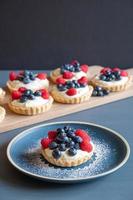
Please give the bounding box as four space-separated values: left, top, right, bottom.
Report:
41 125 95 167
0 106 6 122
90 67 132 92
7 70 49 92
51 76 93 104
0 88 5 100
8 88 53 115
50 60 89 83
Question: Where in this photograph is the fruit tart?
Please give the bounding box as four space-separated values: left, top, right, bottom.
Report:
0 87 5 100
90 67 132 92
41 126 94 167
0 106 6 122
50 60 89 83
7 70 49 92
8 88 53 115
51 76 93 104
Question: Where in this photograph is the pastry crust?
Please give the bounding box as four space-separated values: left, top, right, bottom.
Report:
8 96 53 115
90 75 133 92
41 146 94 167
0 88 6 100
51 85 93 104
0 106 6 122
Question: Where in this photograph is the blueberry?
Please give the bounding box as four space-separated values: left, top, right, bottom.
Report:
28 94 35 100
95 86 102 91
105 70 111 76
67 131 75 138
52 149 61 159
59 143 66 151
92 90 98 96
17 76 24 82
110 74 116 80
73 60 80 68
74 143 80 149
23 70 30 76
105 77 112 82
23 77 30 84
49 141 58 150
58 132 67 139
75 83 81 88
66 81 75 89
80 83 86 88
74 67 81 72
73 136 82 143
34 91 41 96
30 74 36 80
60 68 66 74
24 89 33 96
64 125 70 132
57 84 67 91
57 128 65 134
103 89 110 95
100 74 106 81
19 95 28 103
113 71 121 77
67 148 77 156
97 90 104 96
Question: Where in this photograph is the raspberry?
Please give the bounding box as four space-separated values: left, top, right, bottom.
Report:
112 67 120 72
37 73 47 80
56 77 66 85
41 138 52 149
81 65 89 73
63 71 74 79
9 72 17 81
120 70 128 77
12 91 22 100
100 67 112 74
48 130 57 139
41 89 49 99
80 141 93 152
66 88 77 96
78 76 88 84
71 60 79 65
18 87 27 93
75 129 90 141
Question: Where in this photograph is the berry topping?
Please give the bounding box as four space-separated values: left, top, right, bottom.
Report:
34 90 42 96
56 77 66 85
99 67 123 82
41 138 52 149
18 87 27 93
112 67 120 72
37 73 47 80
120 70 128 77
75 129 90 141
49 141 58 150
81 65 89 73
12 91 22 100
67 147 77 156
92 86 110 97
48 130 57 139
9 72 17 81
77 76 88 85
52 149 61 159
100 67 111 74
80 141 93 153
41 89 49 99
66 88 77 96
57 84 67 91
63 71 74 79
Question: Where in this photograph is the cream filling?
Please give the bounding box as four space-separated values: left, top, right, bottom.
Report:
44 142 94 161
55 85 89 98
11 96 49 107
95 76 128 86
8 78 49 91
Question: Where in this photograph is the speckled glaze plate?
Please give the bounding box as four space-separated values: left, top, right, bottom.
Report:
7 121 130 183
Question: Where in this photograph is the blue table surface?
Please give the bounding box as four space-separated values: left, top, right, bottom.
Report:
0 71 133 200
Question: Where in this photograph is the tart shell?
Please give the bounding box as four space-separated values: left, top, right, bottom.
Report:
8 96 53 116
0 106 6 122
51 86 93 104
90 75 133 92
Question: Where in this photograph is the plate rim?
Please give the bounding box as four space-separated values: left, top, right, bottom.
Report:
7 121 130 182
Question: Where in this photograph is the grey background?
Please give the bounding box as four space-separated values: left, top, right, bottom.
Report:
0 71 133 200
0 0 133 69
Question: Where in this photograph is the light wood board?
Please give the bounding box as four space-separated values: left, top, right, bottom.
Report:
0 66 133 133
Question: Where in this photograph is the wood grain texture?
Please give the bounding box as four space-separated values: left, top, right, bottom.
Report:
0 66 133 133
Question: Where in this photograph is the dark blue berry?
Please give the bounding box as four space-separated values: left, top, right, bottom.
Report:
67 131 75 138
52 149 61 159
34 91 42 96
23 77 30 84
57 128 65 134
57 84 67 91
28 94 35 100
59 143 66 151
95 86 102 91
49 141 58 150
100 74 106 81
73 136 82 143
74 143 80 149
80 83 86 88
97 90 104 96
67 148 77 156
92 90 98 96
30 74 36 80
103 89 110 95
19 95 28 103
23 70 30 76
24 89 33 96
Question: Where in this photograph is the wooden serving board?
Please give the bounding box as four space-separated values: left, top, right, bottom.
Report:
0 66 133 133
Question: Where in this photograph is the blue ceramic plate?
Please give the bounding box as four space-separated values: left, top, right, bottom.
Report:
7 121 130 183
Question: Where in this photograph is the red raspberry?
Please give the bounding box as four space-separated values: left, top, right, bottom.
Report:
37 73 47 80
112 67 120 72
18 87 27 93
63 71 74 79
41 89 49 99
100 67 112 74
12 91 22 100
75 129 90 141
78 76 88 84
48 130 57 139
56 77 66 85
120 70 128 77
41 138 52 149
9 72 17 81
70 60 79 65
80 141 93 152
66 88 77 96
81 65 89 73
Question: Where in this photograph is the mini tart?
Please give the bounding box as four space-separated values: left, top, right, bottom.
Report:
7 71 49 92
90 67 133 92
0 88 5 100
51 85 93 104
0 106 6 122
41 144 94 167
50 60 89 83
8 89 53 115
